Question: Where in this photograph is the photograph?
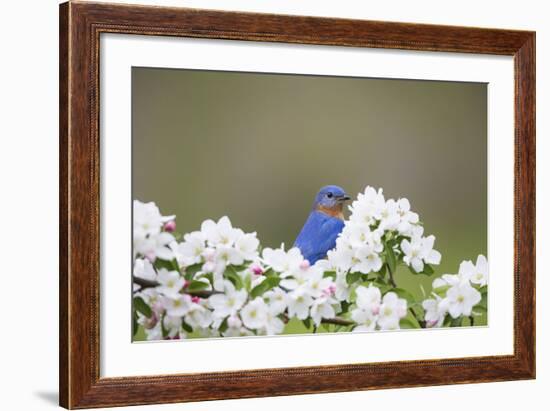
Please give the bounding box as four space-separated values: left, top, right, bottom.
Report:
131 67 488 341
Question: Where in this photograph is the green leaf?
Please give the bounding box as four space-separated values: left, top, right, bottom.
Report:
323 271 337 280
154 258 179 272
408 263 434 276
160 314 169 338
340 300 351 314
346 271 361 285
184 263 203 280
477 292 488 310
390 288 416 305
400 318 420 329
187 280 210 292
132 312 139 337
302 318 311 330
385 243 397 274
244 273 252 292
421 264 434 275
133 296 152 317
196 271 214 285
450 316 464 327
250 276 280 298
224 266 244 289
433 284 451 296
372 279 391 295
218 317 229 333
181 320 193 333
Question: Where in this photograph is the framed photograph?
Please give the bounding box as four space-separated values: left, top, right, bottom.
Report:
59 2 535 408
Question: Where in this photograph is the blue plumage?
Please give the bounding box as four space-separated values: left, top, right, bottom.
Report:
294 185 350 264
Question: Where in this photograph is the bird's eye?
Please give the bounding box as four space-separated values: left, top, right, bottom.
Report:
327 193 333 198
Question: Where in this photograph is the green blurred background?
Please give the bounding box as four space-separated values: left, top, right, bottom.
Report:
132 67 487 337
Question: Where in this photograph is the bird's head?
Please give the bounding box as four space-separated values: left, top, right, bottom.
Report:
313 185 350 216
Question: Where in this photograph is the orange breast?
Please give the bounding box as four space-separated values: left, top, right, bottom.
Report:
317 205 344 220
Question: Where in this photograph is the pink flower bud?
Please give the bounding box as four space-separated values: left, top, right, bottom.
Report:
371 304 380 316
183 280 191 288
299 260 310 270
163 220 176 232
323 285 336 296
251 265 264 275
191 296 201 304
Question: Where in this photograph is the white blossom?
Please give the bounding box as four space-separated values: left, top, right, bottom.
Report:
422 295 449 327
400 233 441 273
446 282 481 318
240 297 269 330
459 255 488 286
208 280 248 319
163 294 192 317
235 232 260 261
310 295 337 326
184 302 213 329
262 247 303 278
156 269 185 298
133 258 157 282
377 292 407 330
201 216 240 247
286 290 313 320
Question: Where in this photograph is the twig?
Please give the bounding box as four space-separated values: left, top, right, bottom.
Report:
133 276 158 289
386 263 397 288
132 276 220 298
409 307 426 328
321 317 355 326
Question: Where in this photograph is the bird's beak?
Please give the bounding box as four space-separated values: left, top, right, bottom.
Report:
338 195 351 202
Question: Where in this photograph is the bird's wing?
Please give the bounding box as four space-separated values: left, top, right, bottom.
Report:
294 211 344 264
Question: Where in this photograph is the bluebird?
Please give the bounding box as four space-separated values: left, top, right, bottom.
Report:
294 185 350 264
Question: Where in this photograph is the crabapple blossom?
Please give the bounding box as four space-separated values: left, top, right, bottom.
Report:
446 282 481 318
310 294 338 326
240 297 269 329
156 269 185 298
422 295 449 328
162 294 192 317
132 196 487 341
377 292 407 330
459 255 488 286
262 247 303 278
286 290 313 320
133 258 157 282
208 280 248 319
400 233 441 273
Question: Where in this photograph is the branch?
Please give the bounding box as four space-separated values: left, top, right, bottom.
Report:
321 317 355 326
133 276 220 298
281 313 355 327
133 276 158 289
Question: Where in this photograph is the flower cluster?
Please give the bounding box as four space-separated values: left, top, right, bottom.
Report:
351 285 407 331
326 187 441 302
422 255 488 327
132 200 341 340
132 185 487 341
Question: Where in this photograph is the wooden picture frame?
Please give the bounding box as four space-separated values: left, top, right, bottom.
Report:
59 1 535 408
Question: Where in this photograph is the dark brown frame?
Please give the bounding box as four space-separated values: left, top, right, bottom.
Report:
59 1 536 409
